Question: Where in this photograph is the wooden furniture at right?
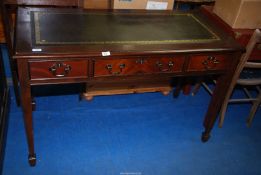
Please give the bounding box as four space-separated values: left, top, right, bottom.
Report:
179 5 260 96
219 29 261 127
192 7 261 127
192 29 261 127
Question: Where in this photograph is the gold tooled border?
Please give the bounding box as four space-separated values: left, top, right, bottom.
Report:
33 12 220 45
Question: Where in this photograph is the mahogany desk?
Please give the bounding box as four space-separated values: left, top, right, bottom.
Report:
14 7 243 166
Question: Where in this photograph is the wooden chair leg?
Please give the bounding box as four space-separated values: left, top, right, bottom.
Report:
219 98 229 128
191 82 202 96
175 2 180 10
219 61 245 127
218 84 237 128
246 92 261 127
191 77 204 96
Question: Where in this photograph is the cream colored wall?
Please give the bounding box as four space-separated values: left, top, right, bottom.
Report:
234 0 261 28
83 0 175 10
83 0 111 9
113 0 174 10
214 0 261 29
213 0 242 27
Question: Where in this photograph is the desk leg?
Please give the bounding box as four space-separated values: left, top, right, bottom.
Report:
17 59 36 166
202 53 241 142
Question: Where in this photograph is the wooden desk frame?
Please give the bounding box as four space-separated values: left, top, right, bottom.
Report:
14 7 243 166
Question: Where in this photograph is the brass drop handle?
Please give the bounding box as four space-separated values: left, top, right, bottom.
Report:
208 56 220 64
202 60 209 66
49 62 72 77
156 61 163 68
168 61 174 68
136 59 146 64
106 64 125 75
106 64 112 73
156 61 174 72
202 56 220 69
119 63 125 70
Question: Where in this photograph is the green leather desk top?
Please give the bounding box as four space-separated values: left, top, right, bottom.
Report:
31 11 219 45
15 7 243 57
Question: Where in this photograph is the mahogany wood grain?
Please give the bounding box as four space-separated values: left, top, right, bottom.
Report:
0 14 5 43
29 60 88 80
94 56 185 77
202 52 242 141
14 7 244 166
187 54 232 72
17 58 36 166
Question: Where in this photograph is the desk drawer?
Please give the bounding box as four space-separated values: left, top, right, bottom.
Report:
29 60 88 80
187 54 230 71
94 56 185 77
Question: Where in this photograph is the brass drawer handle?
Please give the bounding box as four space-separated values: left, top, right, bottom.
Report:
168 61 174 67
106 63 125 75
136 59 146 64
106 64 112 72
202 56 220 69
49 62 72 77
209 56 220 64
156 61 174 72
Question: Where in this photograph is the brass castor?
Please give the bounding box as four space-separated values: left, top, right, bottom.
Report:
86 96 94 101
161 90 171 96
28 154 36 167
201 132 210 142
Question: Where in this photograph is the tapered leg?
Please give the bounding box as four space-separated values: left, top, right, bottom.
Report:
201 74 229 142
202 53 241 142
17 59 36 166
218 65 244 128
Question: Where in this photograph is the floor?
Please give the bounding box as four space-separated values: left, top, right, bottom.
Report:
2 83 261 175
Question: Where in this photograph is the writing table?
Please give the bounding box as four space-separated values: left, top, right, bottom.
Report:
14 7 243 166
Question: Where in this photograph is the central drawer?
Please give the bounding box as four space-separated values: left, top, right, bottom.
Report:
94 56 185 77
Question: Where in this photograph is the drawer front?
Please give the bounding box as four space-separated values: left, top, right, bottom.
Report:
187 54 230 71
94 56 185 77
29 60 88 80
